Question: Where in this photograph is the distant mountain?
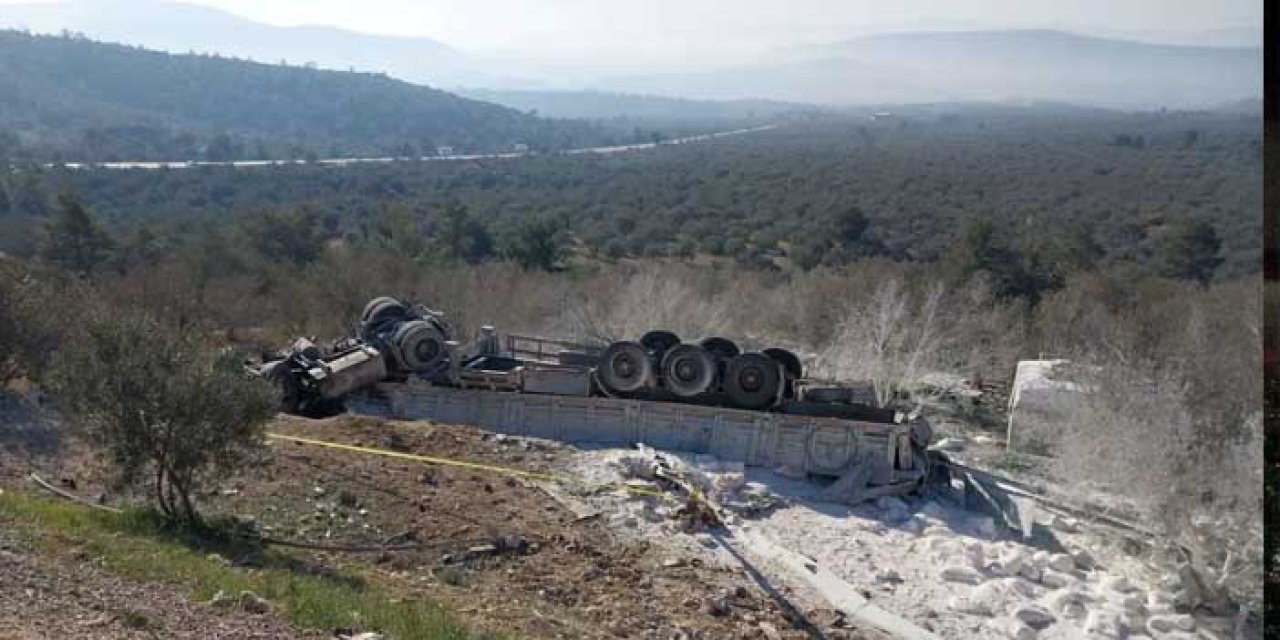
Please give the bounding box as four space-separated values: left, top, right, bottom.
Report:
456 88 817 124
601 30 1262 110
0 0 491 87
0 30 606 162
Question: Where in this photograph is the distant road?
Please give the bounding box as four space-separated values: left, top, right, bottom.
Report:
49 124 778 171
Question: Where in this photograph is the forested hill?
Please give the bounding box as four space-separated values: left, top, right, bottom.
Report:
0 30 614 162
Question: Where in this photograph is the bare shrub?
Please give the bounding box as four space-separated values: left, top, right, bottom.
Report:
560 262 735 344
1041 276 1263 613
810 274 1022 406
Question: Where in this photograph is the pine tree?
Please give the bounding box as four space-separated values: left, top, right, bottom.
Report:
40 193 113 275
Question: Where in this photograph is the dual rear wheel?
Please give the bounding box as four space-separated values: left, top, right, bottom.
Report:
597 330 799 410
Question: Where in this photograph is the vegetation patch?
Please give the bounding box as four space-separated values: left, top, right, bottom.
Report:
0 491 489 640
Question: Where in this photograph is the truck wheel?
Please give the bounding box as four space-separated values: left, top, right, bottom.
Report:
660 344 717 397
598 341 653 394
801 386 854 404
639 330 680 361
361 298 410 341
762 347 802 380
725 353 782 410
763 347 802 398
264 363 302 414
699 336 740 360
360 296 402 322
393 319 447 372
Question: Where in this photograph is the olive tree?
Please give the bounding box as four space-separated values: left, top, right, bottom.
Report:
51 309 276 522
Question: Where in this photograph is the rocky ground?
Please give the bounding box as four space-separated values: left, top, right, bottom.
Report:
560 443 1249 640
0 386 1253 639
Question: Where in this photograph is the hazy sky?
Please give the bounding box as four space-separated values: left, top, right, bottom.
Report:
189 0 1259 44
0 0 1263 70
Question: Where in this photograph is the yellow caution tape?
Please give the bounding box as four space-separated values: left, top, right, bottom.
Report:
265 432 676 502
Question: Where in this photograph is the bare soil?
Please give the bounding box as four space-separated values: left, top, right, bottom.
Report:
0 520 316 639
0 409 880 640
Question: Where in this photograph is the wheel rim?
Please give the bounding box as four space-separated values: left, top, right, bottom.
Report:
725 352 782 410
599 341 653 394
660 344 717 398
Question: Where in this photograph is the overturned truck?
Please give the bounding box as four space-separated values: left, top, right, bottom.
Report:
257 296 936 503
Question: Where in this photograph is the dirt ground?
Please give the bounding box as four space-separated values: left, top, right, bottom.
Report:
0 401 881 640
0 519 319 640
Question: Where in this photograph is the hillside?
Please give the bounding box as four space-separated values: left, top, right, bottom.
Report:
3 107 1259 281
457 88 818 126
602 30 1261 109
0 0 490 87
0 30 610 162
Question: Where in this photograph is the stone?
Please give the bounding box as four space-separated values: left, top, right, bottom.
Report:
1084 610 1122 638
920 501 948 521
923 535 956 555
1147 614 1195 633
1147 591 1177 615
970 583 1007 615
876 496 908 511
1102 576 1137 594
1061 602 1087 620
1044 588 1089 613
941 566 985 584
1046 553 1075 573
1048 514 1079 533
1018 564 1042 583
949 595 994 616
1013 604 1056 630
1039 570 1071 589
963 541 987 569
758 622 782 640
995 551 1029 577
1031 551 1050 569
1071 548 1096 571
237 591 270 614
969 516 998 539
206 590 234 609
992 618 1038 640
1120 593 1147 613
1117 610 1146 634
701 596 730 616
876 569 903 584
1004 577 1038 599
899 517 924 535
349 634 385 640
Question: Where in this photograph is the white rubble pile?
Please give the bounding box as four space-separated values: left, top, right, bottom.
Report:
564 446 1240 640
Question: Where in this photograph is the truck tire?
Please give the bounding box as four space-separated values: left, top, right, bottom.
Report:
699 336 740 360
360 296 402 322
598 341 653 394
725 352 782 410
361 298 410 341
762 348 802 380
263 362 302 414
801 386 854 404
660 344 717 397
392 319 447 372
639 330 680 361
763 347 802 398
